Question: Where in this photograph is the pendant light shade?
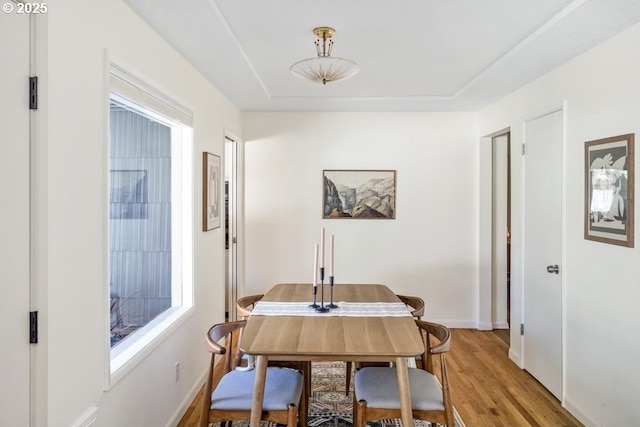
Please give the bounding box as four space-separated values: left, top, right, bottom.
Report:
289 27 359 85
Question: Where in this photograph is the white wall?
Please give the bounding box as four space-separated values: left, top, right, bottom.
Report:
34 2 240 426
241 112 479 327
30 3 640 426
478 22 640 427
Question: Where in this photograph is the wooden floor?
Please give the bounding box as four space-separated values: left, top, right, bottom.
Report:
444 329 582 427
177 329 583 427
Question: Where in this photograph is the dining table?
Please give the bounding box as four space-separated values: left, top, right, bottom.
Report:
239 283 425 427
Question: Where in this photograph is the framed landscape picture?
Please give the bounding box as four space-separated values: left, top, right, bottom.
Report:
203 152 221 231
322 169 396 219
584 133 634 247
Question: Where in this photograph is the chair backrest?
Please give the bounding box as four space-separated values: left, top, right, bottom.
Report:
234 295 266 367
415 319 451 376
397 294 425 319
237 294 264 318
206 320 246 373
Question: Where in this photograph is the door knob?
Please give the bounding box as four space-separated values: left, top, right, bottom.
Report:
546 264 559 274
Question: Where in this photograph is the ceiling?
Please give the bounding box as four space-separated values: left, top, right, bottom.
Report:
123 0 640 112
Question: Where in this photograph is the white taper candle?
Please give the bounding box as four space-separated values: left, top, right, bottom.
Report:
320 227 325 268
313 243 319 287
329 234 335 277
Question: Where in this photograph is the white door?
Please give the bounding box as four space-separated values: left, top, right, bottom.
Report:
523 109 563 399
0 10 32 426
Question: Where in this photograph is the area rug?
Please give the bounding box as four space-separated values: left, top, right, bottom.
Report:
212 362 464 427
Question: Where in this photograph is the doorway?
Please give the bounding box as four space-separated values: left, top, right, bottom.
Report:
0 11 32 426
491 132 511 344
224 135 241 321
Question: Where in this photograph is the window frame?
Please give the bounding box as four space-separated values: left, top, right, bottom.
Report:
105 59 195 386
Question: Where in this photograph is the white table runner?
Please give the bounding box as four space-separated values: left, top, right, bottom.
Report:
250 301 412 317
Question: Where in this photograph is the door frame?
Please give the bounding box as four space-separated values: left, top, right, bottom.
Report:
0 10 32 426
224 131 245 321
521 103 568 402
492 132 510 330
479 127 510 332
30 12 48 427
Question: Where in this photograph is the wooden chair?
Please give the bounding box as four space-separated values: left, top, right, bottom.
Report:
236 294 312 398
397 294 425 319
199 320 307 427
236 294 264 319
352 320 454 427
345 294 425 394
235 294 265 369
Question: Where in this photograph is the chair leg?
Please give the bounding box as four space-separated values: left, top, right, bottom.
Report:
305 361 312 397
287 403 297 427
352 390 358 423
355 400 367 427
199 410 208 427
299 376 308 427
345 361 352 395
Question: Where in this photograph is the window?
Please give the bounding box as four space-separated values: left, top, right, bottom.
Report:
108 63 194 377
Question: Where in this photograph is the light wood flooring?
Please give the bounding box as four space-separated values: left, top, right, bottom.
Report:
177 329 583 427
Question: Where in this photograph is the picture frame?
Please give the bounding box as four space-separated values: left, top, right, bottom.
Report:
203 152 221 231
322 169 396 219
109 169 148 219
584 133 634 247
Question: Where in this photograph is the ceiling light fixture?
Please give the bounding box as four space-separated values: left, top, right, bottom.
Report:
289 27 359 85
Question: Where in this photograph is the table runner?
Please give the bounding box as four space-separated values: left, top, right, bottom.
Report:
250 301 412 317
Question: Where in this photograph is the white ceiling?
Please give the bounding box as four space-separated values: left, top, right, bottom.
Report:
123 0 640 112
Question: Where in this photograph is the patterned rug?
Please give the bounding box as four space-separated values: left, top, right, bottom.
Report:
212 362 463 427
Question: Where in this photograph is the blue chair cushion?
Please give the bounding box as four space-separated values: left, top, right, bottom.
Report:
354 367 444 411
211 367 303 411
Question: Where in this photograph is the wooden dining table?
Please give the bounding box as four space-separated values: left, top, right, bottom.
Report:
239 283 425 427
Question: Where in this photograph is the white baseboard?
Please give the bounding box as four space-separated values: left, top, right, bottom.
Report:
165 369 208 427
563 397 603 427
427 319 511 330
477 321 493 330
508 347 523 368
70 406 98 427
428 319 479 329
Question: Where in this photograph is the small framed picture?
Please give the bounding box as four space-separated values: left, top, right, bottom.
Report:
109 169 148 219
584 133 634 247
322 169 396 219
203 152 221 231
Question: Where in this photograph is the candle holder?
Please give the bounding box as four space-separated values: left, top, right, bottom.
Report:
327 275 338 309
316 267 330 313
309 285 320 308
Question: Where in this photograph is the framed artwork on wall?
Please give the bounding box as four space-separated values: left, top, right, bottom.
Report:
109 169 148 219
322 169 396 219
584 133 634 247
203 152 221 231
